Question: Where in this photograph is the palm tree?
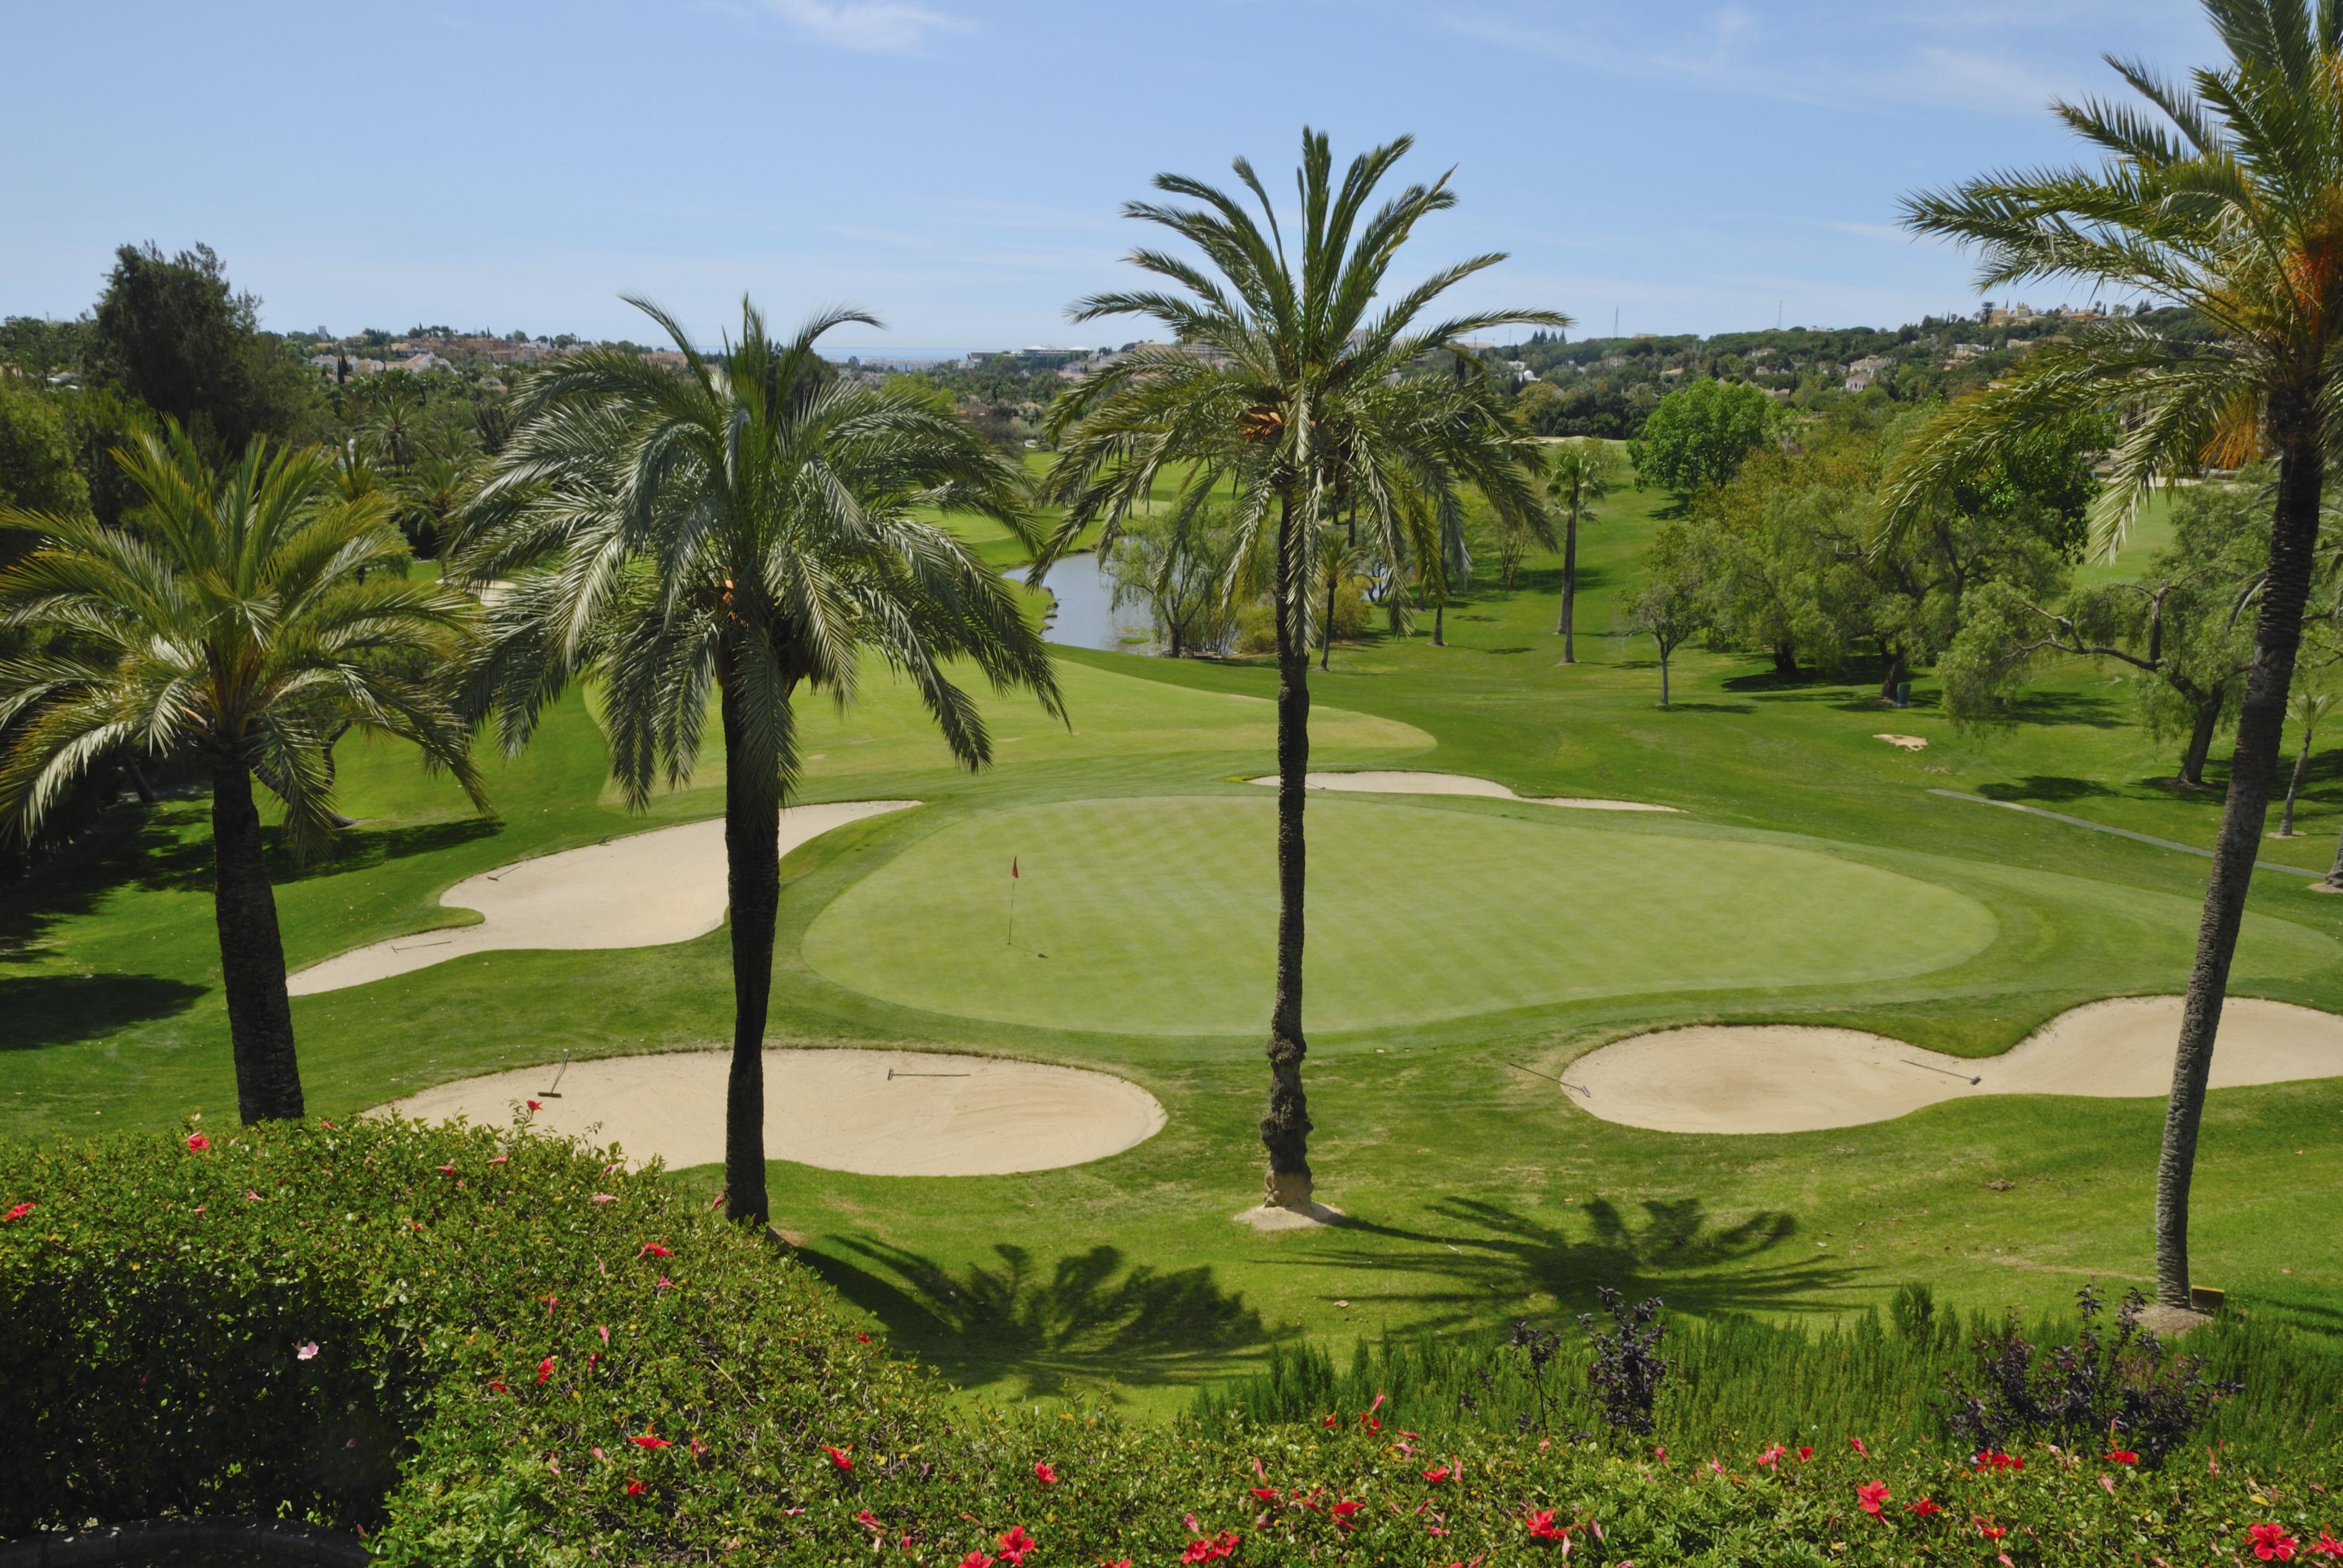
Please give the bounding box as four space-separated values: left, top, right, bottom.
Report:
453 298 1060 1228
0 422 487 1122
1882 0 2343 1311
1042 129 1566 1210
1548 438 1618 662
2277 688 2332 835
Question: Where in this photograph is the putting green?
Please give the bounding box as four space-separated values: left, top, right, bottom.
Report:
802 795 2002 1034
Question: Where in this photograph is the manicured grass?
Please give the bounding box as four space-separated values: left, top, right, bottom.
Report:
7 472 2343 1419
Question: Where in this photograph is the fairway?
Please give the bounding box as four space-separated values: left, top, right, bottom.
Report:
802 794 2002 1033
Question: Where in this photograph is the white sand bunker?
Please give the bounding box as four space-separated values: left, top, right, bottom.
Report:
1570 996 2343 1134
379 1048 1165 1176
1247 771 1677 812
290 802 916 995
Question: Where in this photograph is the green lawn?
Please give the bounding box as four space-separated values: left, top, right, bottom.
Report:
7 474 2343 1416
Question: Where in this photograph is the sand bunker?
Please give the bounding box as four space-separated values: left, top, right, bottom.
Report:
1247 771 1676 812
289 801 916 995
379 1048 1165 1176
1569 996 2343 1133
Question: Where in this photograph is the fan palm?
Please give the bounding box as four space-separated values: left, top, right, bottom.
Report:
1041 129 1566 1210
453 298 1060 1228
0 422 488 1122
1548 438 1618 662
1881 0 2343 1309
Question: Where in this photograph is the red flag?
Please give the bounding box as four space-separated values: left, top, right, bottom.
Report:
1011 857 1019 878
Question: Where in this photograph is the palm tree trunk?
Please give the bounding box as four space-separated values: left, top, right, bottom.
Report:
209 760 303 1123
1320 561 1336 672
2177 701 2223 788
1557 510 1579 662
2154 415 2325 1310
1431 596 1446 647
2326 816 2343 890
1261 492 1314 1210
2279 723 2314 836
720 669 779 1229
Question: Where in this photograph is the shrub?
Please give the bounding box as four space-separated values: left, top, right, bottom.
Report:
6 1126 2342 1566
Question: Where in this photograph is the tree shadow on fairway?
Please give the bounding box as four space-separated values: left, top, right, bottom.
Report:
1300 1194 1850 1328
800 1236 1275 1396
1977 776 2115 804
0 972 210 1049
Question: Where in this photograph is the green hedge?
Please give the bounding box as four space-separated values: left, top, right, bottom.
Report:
6 1121 2341 1566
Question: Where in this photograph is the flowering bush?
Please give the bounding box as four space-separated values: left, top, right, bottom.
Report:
4 1124 2340 1566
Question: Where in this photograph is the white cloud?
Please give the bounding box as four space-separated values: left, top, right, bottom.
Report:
758 0 972 53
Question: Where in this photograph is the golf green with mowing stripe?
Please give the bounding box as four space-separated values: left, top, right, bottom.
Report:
802 795 2002 1034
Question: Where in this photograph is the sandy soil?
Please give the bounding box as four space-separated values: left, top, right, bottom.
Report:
1568 997 2343 1133
288 801 917 995
1247 771 1677 812
378 1047 1166 1176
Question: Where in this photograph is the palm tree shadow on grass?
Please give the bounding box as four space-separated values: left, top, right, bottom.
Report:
0 972 209 1049
799 1236 1278 1397
1293 1194 1850 1329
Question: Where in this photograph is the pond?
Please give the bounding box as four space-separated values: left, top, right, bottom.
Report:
1037 552 1159 654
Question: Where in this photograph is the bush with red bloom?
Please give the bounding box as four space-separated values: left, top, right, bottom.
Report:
2251 1523 2302 1562
185 1133 210 1153
625 1478 646 1497
1856 1481 1890 1518
487 1379 508 1394
955 1554 993 1568
1796 1446 1812 1461
1976 1519 2008 1541
2313 1532 2343 1559
821 1444 854 1471
1847 1435 1867 1458
1249 1486 1278 1502
1030 1460 1057 1486
1423 1465 1454 1484
1755 1444 1785 1468
534 1356 555 1384
2103 1448 2138 1465
1179 1531 1239 1564
2 1202 32 1223
1973 1450 2025 1473
631 1432 672 1450
1319 1412 1338 1429
854 1510 884 1532
994 1524 1037 1564
1909 1497 1942 1517
1524 1509 1569 1544
639 1241 673 1259
1329 1499 1362 1527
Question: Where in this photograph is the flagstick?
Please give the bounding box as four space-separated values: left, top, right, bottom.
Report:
1007 862 1018 948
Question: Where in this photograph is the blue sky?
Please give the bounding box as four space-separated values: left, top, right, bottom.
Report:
2 2 2214 349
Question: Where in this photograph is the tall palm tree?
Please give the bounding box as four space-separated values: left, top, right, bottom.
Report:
2277 687 2333 834
1548 438 1618 662
0 422 487 1122
453 298 1060 1228
1881 0 2343 1310
1042 129 1566 1210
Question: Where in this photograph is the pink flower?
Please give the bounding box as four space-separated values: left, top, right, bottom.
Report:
822 1444 854 1471
1856 1481 1890 1518
655 1275 673 1289
488 1153 508 1165
708 1192 727 1210
1847 1435 1868 1458
245 1190 260 1201
854 1510 884 1532
1423 1465 1453 1484
295 1341 319 1361
631 1433 672 1450
2251 1523 2302 1562
1756 1444 1786 1468
535 1356 556 1384
1028 1460 1057 1485
2 1202 33 1223
639 1241 673 1258
597 1325 610 1344
186 1133 210 1153
1707 1458 1726 1476
436 1162 455 1176
591 1193 616 1204
1652 1445 1667 1463
995 1524 1037 1564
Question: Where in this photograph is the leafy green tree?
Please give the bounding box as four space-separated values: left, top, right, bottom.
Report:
1106 507 1242 658
454 298 1059 1228
0 384 89 526
1629 378 1778 497
1884 0 2343 1309
0 423 486 1122
1041 130 1563 1210
1622 525 1715 708
87 243 318 456
1546 438 1619 662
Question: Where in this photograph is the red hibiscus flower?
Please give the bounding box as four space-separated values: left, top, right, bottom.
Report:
856 1332 872 1343
1756 1444 1786 1468
625 1478 646 1497
822 1444 854 1471
1977 1520 2008 1541
535 1356 555 1384
1856 1481 1890 1517
2104 1448 2139 1465
1249 1486 1278 1502
2 1202 32 1223
1796 1445 1813 1461
631 1433 672 1450
527 1099 542 1111
1847 1435 1868 1458
1523 1508 1569 1544
1358 1414 1381 1432
1320 1411 1339 1429
1032 1461 1057 1485
2251 1523 2302 1562
639 1241 673 1258
1179 1531 1239 1564
995 1524 1037 1564
186 1133 210 1153
2312 1532 2343 1559
487 1379 508 1393
654 1276 673 1290
1423 1465 1453 1484
1330 1499 1362 1521
1910 1497 1942 1517
1973 1450 2025 1473
956 1554 994 1568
